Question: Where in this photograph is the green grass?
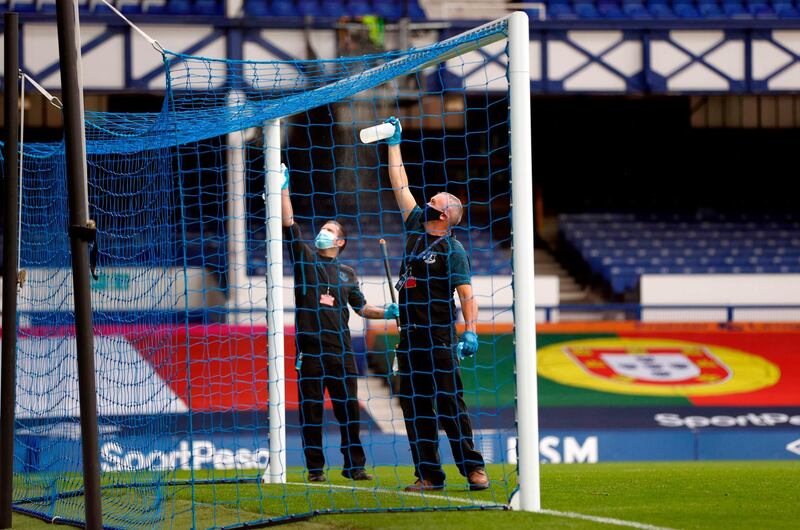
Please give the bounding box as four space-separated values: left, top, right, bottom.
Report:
10 461 800 529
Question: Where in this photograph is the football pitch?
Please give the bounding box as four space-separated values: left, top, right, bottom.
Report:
11 461 799 529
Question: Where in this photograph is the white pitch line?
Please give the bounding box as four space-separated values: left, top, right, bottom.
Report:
539 509 678 530
286 482 677 530
285 481 497 507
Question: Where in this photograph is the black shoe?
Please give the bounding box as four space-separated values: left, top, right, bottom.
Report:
343 469 373 481
307 471 327 482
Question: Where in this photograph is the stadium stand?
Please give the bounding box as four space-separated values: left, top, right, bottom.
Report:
242 0 426 18
560 212 800 295
12 0 800 18
541 0 800 18
3 0 427 17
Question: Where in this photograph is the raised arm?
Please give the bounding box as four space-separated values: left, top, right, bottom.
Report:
385 117 417 221
280 163 293 227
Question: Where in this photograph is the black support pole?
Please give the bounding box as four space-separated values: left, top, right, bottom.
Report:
1 12 20 530
54 0 103 528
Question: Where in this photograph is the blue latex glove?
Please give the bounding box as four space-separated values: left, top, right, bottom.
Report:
384 303 399 319
384 116 402 146
457 331 478 359
281 163 290 190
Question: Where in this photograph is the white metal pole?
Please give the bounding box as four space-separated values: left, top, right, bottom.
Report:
226 91 250 325
225 0 243 18
508 11 541 512
263 118 286 484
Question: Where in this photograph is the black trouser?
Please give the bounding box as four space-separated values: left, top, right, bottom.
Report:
297 352 366 475
396 333 485 485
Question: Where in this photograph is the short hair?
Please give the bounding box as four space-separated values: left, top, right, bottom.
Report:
439 192 464 227
323 220 348 253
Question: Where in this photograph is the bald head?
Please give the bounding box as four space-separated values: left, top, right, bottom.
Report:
431 192 463 227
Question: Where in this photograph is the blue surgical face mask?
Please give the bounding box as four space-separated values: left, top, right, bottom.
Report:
424 204 444 223
315 229 336 249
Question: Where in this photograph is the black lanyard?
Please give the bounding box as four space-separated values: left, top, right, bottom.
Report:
405 233 449 273
315 256 338 295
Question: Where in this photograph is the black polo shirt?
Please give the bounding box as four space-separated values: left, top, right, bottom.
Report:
284 223 367 354
398 206 471 342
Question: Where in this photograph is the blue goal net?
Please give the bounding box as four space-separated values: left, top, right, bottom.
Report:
6 15 529 528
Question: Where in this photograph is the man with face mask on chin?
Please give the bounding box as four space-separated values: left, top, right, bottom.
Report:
382 117 489 492
281 164 400 483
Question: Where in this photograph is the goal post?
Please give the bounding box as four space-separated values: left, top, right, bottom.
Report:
508 11 541 512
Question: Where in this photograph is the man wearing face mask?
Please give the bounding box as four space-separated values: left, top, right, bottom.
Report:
382 117 489 492
281 164 400 483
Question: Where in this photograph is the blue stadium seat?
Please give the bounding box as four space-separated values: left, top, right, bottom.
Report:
142 0 167 13
319 0 346 18
167 0 192 14
573 0 602 16
373 0 403 18
194 0 221 14
698 0 724 18
622 0 651 16
674 0 700 16
297 0 317 16
597 0 625 15
747 0 776 15
648 0 675 16
548 0 576 18
271 0 300 16
722 0 748 16
37 0 57 11
347 0 371 16
117 0 143 13
244 0 269 15
774 0 800 17
10 0 36 11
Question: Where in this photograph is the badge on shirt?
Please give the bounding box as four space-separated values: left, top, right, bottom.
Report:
319 293 335 306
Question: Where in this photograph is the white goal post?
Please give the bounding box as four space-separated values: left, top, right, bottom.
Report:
257 11 540 510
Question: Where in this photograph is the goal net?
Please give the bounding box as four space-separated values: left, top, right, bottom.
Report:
7 12 536 528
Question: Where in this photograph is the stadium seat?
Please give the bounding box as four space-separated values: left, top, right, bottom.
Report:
698 0 724 18
674 0 701 16
142 0 167 13
243 0 269 15
574 0 603 17
562 212 800 294
722 0 748 16
622 0 652 18
296 0 317 16
36 0 57 11
773 0 800 17
373 0 403 18
271 0 299 16
747 0 776 15
117 0 143 13
9 0 36 11
648 0 675 16
347 0 372 16
598 0 625 16
194 0 221 14
547 0 576 18
167 0 192 14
